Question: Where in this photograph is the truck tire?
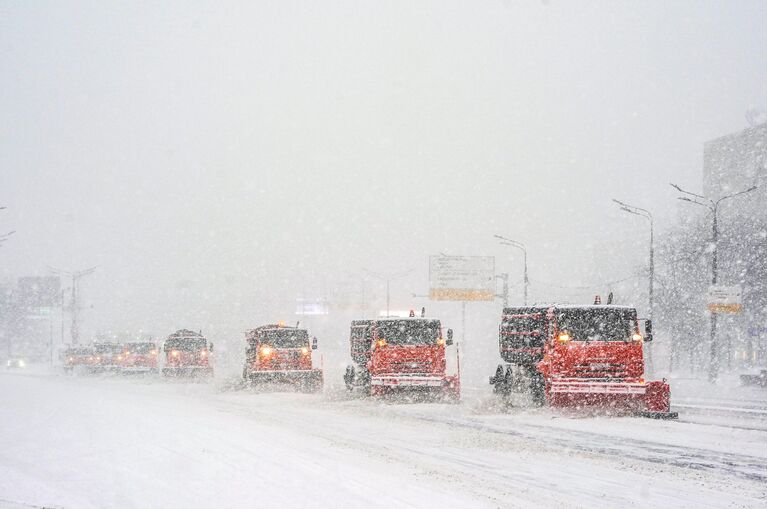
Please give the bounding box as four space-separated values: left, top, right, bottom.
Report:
343 365 355 391
530 372 546 407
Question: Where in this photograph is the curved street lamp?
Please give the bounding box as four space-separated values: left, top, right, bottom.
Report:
670 182 758 382
494 235 529 306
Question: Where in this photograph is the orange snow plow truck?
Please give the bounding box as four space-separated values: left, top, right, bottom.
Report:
343 310 460 401
162 329 213 377
489 303 677 419
242 324 323 392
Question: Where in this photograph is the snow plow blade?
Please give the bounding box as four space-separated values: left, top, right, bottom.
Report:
162 366 213 377
638 410 679 419
548 379 676 417
246 369 323 392
370 374 460 401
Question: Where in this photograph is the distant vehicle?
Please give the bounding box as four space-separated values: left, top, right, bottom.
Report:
6 358 26 369
740 369 767 387
60 346 97 374
119 342 159 374
343 310 461 401
162 329 213 378
92 342 123 373
489 301 677 418
242 323 323 392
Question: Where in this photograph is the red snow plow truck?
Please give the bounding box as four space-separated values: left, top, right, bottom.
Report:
119 341 159 374
242 324 323 392
162 329 213 377
489 302 677 418
343 310 461 401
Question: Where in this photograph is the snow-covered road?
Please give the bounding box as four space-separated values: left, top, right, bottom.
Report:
1 371 765 508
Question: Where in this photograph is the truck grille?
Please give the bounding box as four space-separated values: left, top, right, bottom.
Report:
390 361 432 373
573 362 627 378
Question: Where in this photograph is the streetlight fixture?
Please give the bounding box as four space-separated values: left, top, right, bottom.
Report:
613 199 655 374
362 268 415 317
670 182 758 382
0 230 16 245
494 235 529 306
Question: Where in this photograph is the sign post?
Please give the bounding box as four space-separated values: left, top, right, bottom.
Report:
429 256 495 343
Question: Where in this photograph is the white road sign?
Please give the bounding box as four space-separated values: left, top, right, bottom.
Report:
429 255 495 301
707 285 743 314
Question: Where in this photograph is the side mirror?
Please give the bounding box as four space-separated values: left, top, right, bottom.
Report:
209 343 214 352
644 320 653 342
446 329 454 345
311 337 318 350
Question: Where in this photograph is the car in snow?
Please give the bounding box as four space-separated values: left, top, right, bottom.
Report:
6 358 27 369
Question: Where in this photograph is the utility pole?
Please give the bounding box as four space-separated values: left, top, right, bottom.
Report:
671 183 757 382
494 235 529 306
49 266 96 345
612 199 655 374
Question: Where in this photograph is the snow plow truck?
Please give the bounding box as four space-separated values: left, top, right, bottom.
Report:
162 329 213 377
343 310 461 401
92 342 123 373
242 323 323 392
119 341 159 374
60 346 96 374
489 302 677 418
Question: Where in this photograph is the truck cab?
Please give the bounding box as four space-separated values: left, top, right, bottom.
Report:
119 341 159 374
346 314 460 401
242 324 323 392
92 342 123 373
61 346 97 374
490 303 675 418
162 329 213 377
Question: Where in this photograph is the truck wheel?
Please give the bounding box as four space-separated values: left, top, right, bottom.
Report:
343 365 355 391
530 373 546 407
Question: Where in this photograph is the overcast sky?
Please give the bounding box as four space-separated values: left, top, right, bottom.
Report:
2 1 766 342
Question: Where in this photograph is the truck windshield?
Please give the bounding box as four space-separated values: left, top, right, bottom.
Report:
164 338 207 351
126 343 156 354
263 329 309 348
556 309 635 342
376 320 441 345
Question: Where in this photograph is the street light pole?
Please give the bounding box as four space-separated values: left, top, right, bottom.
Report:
613 199 655 374
671 183 757 382
494 235 528 306
363 268 414 317
48 266 97 345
